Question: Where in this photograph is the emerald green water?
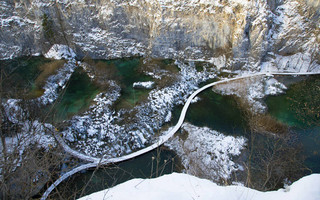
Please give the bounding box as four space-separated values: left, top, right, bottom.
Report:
1 57 154 121
4 57 319 194
94 58 153 109
115 58 153 108
171 88 247 136
266 75 320 173
0 56 52 98
266 94 300 126
265 76 320 128
54 148 181 199
52 68 100 121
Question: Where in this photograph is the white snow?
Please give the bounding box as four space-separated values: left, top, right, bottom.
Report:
0 44 22 60
31 0 54 7
265 77 287 95
38 60 77 105
133 81 155 89
72 27 145 59
261 53 320 73
166 123 246 181
209 55 227 69
2 99 24 123
78 173 320 200
164 111 172 122
19 120 56 150
44 44 76 60
213 75 287 113
190 96 201 103
62 81 124 157
0 15 37 27
0 120 56 171
62 61 217 157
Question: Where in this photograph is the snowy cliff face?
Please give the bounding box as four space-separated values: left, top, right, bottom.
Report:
1 0 319 72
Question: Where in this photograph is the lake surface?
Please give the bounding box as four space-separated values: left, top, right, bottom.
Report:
266 75 320 173
1 57 154 121
171 78 248 136
51 57 154 121
52 68 100 121
3 57 319 196
0 56 52 98
92 58 153 110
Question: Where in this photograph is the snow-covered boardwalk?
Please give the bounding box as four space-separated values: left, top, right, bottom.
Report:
41 72 320 200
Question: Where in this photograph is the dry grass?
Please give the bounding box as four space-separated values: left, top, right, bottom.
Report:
139 58 180 89
82 59 119 89
250 114 289 136
35 60 66 87
235 97 289 137
214 75 288 137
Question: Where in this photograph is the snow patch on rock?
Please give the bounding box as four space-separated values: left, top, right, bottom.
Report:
38 60 78 105
62 61 217 157
165 123 246 181
0 120 56 168
62 81 124 158
262 53 320 73
44 44 76 60
2 99 24 124
214 75 287 113
133 81 155 89
265 77 287 95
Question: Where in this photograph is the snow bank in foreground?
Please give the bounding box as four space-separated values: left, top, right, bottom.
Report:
44 44 76 60
78 173 320 200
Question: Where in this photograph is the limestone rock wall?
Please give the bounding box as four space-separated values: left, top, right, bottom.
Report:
0 0 319 72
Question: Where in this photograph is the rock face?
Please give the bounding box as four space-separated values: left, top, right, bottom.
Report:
1 0 319 72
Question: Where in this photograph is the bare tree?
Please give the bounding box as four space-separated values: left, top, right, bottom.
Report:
243 104 306 191
0 60 67 200
289 76 320 127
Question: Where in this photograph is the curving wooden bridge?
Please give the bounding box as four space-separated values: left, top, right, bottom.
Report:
41 72 320 200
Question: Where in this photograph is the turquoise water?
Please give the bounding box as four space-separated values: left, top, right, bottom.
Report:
266 75 320 173
171 88 247 136
0 56 52 98
114 58 153 108
265 76 319 128
4 57 319 194
266 94 300 127
90 58 154 109
0 57 102 121
51 68 100 121
0 57 155 121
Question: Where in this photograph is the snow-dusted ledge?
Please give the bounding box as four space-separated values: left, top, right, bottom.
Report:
78 173 320 200
133 81 155 89
41 72 320 200
38 61 77 105
44 44 76 60
165 123 246 181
